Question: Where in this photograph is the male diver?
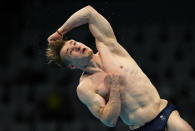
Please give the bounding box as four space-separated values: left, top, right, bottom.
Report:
47 5 193 131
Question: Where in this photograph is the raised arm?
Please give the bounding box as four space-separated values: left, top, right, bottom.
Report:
57 5 117 44
77 73 121 127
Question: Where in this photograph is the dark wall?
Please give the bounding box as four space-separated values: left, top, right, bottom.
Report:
0 0 194 130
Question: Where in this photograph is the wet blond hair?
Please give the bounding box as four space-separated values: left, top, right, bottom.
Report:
46 39 70 67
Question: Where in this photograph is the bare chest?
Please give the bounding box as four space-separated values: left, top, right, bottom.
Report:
87 72 110 101
97 41 137 73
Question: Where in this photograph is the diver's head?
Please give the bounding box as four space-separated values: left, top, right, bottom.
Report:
46 39 94 70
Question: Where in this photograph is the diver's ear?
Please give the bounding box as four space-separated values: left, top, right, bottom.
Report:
69 64 76 69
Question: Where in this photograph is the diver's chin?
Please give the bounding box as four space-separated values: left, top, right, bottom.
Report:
89 50 94 56
84 50 93 57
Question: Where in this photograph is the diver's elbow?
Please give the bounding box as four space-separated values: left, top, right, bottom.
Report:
102 119 118 127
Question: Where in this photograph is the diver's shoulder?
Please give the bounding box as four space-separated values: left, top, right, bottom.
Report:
79 71 92 82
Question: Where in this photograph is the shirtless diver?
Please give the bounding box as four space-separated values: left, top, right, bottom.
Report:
47 5 193 131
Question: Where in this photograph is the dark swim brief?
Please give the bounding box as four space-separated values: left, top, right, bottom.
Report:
130 101 176 131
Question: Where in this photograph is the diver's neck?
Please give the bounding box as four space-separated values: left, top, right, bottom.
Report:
83 53 104 74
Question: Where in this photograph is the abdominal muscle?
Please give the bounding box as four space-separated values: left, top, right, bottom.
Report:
116 66 162 129
121 98 167 130
119 82 162 130
120 99 161 129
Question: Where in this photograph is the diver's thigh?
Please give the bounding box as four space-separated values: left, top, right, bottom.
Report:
167 110 193 131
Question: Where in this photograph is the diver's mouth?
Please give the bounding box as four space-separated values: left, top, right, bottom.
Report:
82 48 86 54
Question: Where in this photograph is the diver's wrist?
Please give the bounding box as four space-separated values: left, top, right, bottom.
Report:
56 30 63 37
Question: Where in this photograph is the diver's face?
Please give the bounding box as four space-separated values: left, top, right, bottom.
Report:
60 40 93 68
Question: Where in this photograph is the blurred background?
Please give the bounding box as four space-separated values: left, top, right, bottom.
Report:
0 0 195 130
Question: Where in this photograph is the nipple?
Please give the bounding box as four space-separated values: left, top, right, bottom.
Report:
120 65 123 69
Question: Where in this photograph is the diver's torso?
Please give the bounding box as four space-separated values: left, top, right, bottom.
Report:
80 41 162 129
